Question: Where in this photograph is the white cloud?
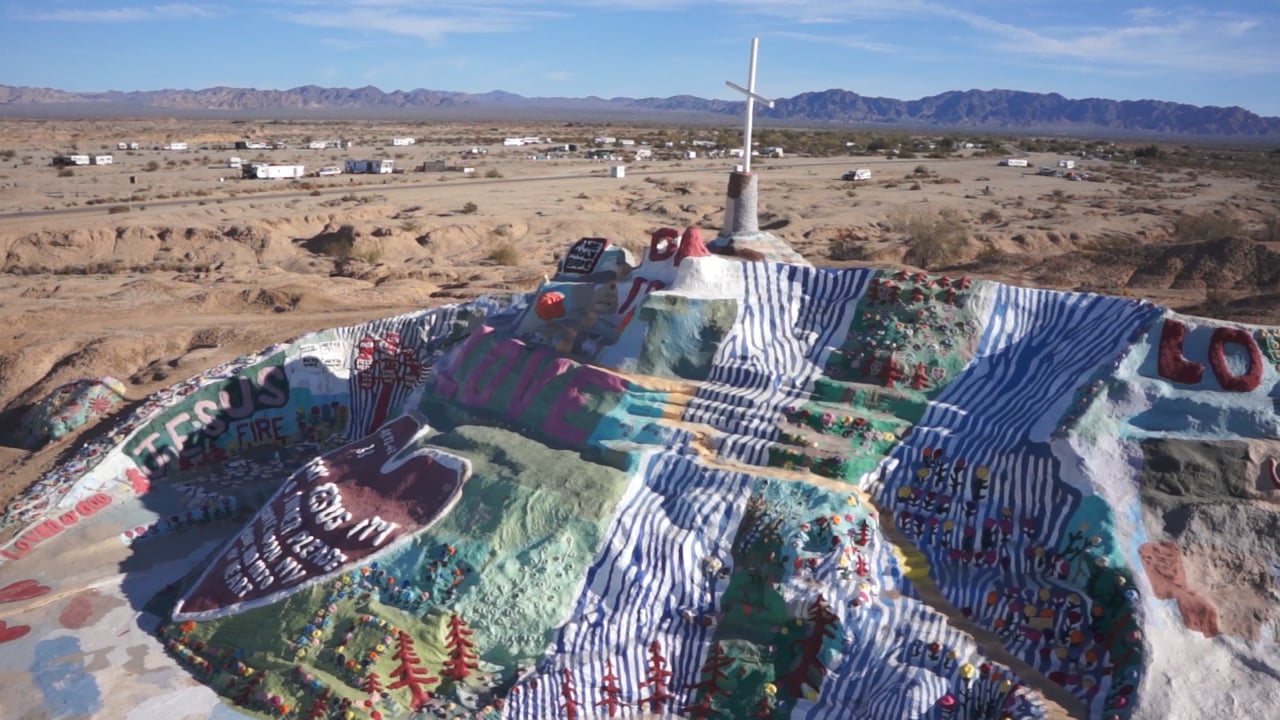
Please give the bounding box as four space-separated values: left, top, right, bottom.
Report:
24 3 220 22
284 3 565 42
772 30 901 54
927 4 1280 77
545 71 574 82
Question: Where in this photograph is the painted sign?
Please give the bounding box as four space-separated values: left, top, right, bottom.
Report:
172 414 471 621
559 237 610 276
127 358 291 478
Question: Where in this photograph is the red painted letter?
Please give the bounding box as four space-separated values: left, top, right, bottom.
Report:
1157 319 1204 385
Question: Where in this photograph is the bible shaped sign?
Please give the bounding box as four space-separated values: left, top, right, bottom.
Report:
172 414 471 621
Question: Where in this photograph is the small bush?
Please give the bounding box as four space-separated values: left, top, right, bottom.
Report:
1204 288 1233 310
144 160 160 172
1174 211 1243 243
107 204 130 214
354 247 383 263
1258 215 1280 243
828 231 869 261
487 242 519 265
460 201 479 215
900 210 967 270
485 168 502 179
57 167 74 177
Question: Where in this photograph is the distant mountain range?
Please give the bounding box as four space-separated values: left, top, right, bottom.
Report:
2 84 1276 137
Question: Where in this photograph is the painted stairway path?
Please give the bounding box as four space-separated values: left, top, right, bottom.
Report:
0 228 1278 720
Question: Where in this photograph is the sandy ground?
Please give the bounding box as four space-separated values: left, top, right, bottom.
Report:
2 118 1279 517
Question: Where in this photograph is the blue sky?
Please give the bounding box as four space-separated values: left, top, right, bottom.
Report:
3 1 1278 116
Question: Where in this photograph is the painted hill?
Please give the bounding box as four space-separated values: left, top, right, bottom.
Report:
0 227 1277 719
2 83 1277 136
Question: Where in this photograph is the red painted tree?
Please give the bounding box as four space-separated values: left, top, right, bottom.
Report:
231 670 266 707
363 671 384 696
596 659 626 717
855 520 871 547
855 554 869 577
910 362 930 390
882 354 903 388
560 668 580 720
683 642 734 718
386 631 438 711
441 613 479 682
779 594 839 698
752 691 776 719
637 640 674 714
305 688 331 720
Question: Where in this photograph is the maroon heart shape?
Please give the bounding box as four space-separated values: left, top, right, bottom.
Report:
0 619 31 644
0 579 52 604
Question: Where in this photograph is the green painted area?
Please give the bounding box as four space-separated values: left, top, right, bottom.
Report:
634 295 738 382
693 478 876 717
766 270 982 482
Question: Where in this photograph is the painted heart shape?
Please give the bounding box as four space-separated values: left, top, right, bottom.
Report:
0 619 31 644
0 579 51 604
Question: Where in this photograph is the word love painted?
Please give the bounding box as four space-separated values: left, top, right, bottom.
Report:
1 493 112 561
434 325 629 447
173 415 471 621
1156 318 1263 392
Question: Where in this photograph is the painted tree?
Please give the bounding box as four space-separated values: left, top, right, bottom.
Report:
363 671 384 697
441 613 479 682
855 520 871 547
231 670 266 707
386 631 438 711
779 594 839 698
305 688 331 720
637 640 674 714
560 668 580 720
595 659 626 718
683 642 735 718
752 689 777 719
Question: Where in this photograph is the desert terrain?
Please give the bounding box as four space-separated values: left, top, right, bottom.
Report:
1 117 1278 517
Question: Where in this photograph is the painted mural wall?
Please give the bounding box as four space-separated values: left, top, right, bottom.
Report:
0 227 1276 720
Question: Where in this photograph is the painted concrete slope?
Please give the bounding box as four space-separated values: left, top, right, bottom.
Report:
0 228 1276 720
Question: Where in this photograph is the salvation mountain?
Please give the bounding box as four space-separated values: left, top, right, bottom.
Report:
1 83 1276 137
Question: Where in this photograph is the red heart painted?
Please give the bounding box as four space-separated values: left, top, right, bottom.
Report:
0 579 52 604
0 619 31 644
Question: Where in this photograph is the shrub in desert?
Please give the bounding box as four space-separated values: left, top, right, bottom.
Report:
1203 288 1234 311
1259 215 1280 243
828 230 869 261
461 201 479 215
1174 211 1243 244
488 242 519 266
900 209 967 270
485 168 503 179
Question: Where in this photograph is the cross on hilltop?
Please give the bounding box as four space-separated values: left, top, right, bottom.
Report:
725 36 773 174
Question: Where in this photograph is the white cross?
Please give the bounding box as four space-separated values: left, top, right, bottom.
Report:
725 36 774 174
